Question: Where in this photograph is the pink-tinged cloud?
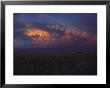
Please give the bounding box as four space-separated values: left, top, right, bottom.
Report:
24 26 97 47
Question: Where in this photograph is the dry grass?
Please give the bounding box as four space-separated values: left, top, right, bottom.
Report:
14 52 97 75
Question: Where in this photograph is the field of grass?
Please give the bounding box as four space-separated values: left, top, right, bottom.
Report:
14 52 97 75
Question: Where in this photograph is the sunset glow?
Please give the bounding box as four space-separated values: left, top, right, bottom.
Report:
14 13 97 51
25 28 50 40
24 26 96 47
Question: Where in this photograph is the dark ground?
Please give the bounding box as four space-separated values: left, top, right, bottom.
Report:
14 52 97 75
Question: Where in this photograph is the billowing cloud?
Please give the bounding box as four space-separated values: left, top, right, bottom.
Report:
14 13 97 50
24 25 97 47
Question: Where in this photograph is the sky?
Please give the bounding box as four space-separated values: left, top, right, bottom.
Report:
14 13 97 52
